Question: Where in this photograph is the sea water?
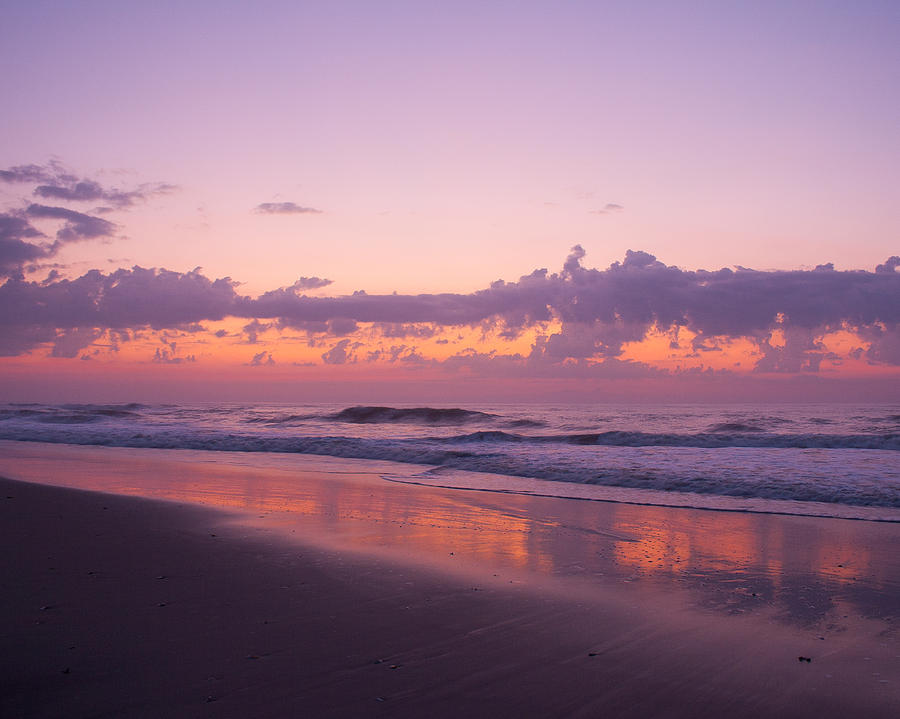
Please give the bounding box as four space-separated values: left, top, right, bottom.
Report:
1 402 897 520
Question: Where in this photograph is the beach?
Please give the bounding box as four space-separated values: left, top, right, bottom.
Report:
1 441 898 717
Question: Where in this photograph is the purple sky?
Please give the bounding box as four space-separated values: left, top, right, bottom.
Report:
1 1 898 401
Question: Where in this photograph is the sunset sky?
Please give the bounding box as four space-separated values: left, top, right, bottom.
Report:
1 0 898 402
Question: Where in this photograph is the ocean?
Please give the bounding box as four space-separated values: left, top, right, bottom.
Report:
1 402 898 521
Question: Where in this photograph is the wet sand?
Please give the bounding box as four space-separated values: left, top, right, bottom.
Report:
1 441 898 717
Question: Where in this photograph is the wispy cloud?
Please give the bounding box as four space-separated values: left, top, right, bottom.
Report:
254 202 323 215
1 161 177 209
590 202 624 215
0 161 175 278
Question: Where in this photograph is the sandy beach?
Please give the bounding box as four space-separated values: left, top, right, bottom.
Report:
1 440 898 717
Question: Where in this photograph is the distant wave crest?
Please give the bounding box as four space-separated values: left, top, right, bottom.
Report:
329 406 497 425
708 422 765 433
0 404 143 424
445 430 900 451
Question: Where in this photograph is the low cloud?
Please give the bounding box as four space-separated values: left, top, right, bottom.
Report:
1 247 898 374
290 276 332 291
242 319 270 344
321 339 358 365
153 347 196 364
254 202 322 215
51 328 104 358
876 256 900 274
248 350 275 366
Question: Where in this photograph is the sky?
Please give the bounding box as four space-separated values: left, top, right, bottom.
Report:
1 0 898 402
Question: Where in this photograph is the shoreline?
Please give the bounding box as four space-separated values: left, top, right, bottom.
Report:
3 438 898 523
1 443 899 716
381 472 900 523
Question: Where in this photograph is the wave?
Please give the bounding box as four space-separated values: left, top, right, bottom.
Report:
2 402 898 514
583 431 900 450
328 406 497 425
504 418 547 428
447 431 523 443
447 430 899 450
708 422 765 433
0 404 143 423
243 413 319 425
0 427 900 508
60 403 147 412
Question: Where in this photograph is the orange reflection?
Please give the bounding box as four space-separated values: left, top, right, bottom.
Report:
0 442 895 612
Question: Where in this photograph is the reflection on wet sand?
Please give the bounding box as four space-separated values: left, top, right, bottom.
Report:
607 503 897 624
1 440 897 628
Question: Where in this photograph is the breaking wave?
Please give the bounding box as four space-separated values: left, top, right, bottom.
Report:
328 406 497 425
1 401 898 515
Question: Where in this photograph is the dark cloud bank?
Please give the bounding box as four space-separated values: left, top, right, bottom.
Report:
1 246 898 371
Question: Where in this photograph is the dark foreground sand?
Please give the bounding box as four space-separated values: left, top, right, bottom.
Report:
1 444 898 718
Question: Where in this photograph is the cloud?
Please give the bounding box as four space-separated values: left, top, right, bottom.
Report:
248 350 275 366
290 276 333 291
51 328 104 358
1 248 898 372
153 347 196 364
0 161 175 277
242 319 270 344
33 180 106 203
376 323 439 339
0 213 48 276
591 202 624 215
2 161 176 209
321 339 358 364
254 202 323 215
33 181 175 208
0 266 239 355
27 204 117 242
0 161 71 184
